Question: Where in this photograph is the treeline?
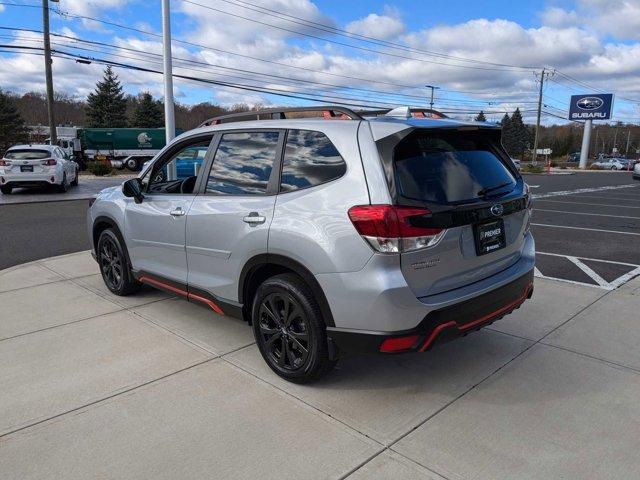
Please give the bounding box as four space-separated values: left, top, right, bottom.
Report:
474 107 639 158
5 66 253 131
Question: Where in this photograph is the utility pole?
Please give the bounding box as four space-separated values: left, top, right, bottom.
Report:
625 130 631 156
42 0 57 145
162 0 175 144
426 85 439 110
613 121 620 153
532 68 546 164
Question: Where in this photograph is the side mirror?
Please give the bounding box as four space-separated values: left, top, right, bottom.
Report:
122 178 144 204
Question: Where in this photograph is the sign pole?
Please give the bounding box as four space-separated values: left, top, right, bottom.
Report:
579 119 592 170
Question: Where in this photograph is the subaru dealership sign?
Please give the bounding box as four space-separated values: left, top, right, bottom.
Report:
569 94 614 120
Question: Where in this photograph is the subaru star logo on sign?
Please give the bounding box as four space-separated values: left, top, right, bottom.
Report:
568 93 614 120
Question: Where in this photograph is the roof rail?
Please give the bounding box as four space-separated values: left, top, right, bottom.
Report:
198 106 363 127
359 107 448 119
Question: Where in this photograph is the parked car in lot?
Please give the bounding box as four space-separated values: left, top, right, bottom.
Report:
567 152 581 162
633 162 640 180
0 144 78 194
592 157 635 170
510 158 521 170
88 106 534 383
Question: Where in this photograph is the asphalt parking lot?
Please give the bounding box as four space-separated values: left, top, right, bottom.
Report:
0 174 134 205
528 171 640 290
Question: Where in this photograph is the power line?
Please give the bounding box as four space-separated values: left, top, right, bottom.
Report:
180 0 537 72
1 26 544 109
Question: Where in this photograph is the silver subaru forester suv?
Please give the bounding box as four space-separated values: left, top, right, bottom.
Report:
88 106 534 383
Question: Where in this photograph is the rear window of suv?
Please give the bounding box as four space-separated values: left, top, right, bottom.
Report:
393 129 517 205
4 150 50 160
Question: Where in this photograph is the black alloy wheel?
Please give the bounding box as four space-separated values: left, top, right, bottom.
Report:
258 292 311 371
99 234 124 292
252 274 336 383
96 229 141 296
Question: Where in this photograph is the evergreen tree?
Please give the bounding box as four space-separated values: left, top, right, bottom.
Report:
475 110 487 122
131 92 164 128
500 113 515 155
86 66 128 127
0 89 28 154
509 107 529 156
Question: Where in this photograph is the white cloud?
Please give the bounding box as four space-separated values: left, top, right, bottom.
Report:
541 0 640 40
59 0 130 30
346 7 405 40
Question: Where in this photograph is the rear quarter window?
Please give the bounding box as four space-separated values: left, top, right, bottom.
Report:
393 129 517 205
280 129 346 192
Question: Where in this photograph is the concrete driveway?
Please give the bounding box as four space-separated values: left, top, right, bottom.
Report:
1 251 640 479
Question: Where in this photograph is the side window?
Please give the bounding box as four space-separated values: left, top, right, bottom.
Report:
280 129 346 192
147 137 212 194
205 131 279 195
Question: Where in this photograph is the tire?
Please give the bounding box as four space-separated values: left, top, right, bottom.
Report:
0 185 11 194
58 173 68 193
70 168 78 186
251 274 336 383
97 228 141 296
125 157 140 171
611 166 618 170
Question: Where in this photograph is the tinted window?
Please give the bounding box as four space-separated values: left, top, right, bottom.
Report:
280 130 346 192
147 138 212 194
5 150 50 159
206 131 278 195
393 130 517 205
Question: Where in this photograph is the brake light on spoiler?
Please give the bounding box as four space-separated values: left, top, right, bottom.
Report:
348 205 445 253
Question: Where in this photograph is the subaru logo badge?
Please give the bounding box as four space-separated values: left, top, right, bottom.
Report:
576 97 603 110
490 204 504 217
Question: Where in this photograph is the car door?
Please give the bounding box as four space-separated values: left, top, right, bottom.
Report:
186 130 282 302
125 134 214 284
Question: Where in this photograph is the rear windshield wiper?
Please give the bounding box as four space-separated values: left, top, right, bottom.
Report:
477 182 514 198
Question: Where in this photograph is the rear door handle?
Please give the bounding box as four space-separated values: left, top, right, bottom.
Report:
170 207 186 217
243 212 266 225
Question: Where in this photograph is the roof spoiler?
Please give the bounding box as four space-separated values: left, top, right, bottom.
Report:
358 107 448 119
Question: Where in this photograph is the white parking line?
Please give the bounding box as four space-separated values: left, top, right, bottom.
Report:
566 256 610 288
536 251 640 290
535 199 640 209
537 251 640 267
532 184 639 199
533 209 640 220
531 223 640 236
558 194 640 202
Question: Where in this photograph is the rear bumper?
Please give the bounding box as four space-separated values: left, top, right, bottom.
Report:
0 172 62 186
328 268 533 354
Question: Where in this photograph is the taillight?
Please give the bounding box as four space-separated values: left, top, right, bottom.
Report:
43 159 57 166
347 204 445 253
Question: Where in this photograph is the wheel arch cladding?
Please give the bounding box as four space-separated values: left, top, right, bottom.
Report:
92 216 132 268
239 254 335 327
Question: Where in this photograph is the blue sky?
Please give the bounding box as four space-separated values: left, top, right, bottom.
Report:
0 0 639 124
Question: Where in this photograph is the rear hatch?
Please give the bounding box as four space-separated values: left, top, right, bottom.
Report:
3 149 52 174
377 126 530 297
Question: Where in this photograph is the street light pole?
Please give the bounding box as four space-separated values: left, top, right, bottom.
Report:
162 0 175 144
42 0 57 145
426 85 439 110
